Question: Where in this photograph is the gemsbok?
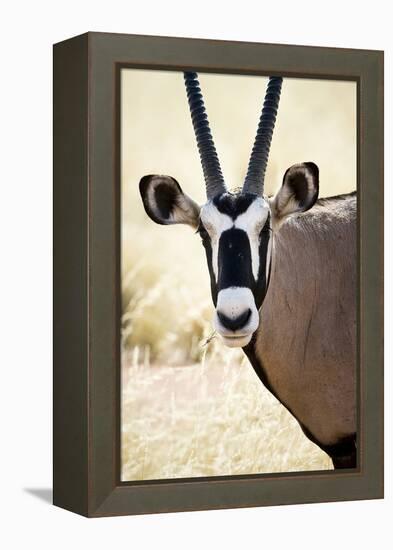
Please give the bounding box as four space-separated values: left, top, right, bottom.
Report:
139 72 357 469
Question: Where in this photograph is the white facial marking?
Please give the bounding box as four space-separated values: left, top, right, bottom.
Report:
213 287 260 348
200 201 232 278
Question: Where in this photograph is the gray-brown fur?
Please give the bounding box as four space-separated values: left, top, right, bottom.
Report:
249 192 356 460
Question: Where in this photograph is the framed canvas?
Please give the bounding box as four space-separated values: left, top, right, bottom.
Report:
53 32 384 517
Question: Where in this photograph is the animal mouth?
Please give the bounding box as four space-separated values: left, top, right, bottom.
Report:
220 333 253 348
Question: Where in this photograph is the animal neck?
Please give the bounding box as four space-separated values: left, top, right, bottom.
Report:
262 193 357 313
243 193 357 450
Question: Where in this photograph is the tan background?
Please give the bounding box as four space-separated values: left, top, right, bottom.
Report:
121 69 356 481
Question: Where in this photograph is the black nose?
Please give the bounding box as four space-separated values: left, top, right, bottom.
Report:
217 309 252 331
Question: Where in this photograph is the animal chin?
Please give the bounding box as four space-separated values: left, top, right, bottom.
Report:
220 333 253 348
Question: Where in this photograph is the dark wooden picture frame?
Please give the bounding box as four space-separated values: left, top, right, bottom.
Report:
53 32 384 517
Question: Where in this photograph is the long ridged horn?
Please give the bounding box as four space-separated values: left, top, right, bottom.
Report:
243 77 283 195
184 72 227 199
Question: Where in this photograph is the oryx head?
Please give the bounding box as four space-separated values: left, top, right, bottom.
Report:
139 73 319 348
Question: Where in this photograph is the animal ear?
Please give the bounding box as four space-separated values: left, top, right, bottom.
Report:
139 175 201 228
270 162 319 222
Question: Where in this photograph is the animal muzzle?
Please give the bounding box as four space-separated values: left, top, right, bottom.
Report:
213 287 259 348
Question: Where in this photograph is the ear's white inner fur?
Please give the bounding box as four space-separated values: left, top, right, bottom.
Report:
147 177 200 226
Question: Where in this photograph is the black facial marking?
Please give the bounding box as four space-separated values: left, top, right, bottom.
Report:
254 213 272 308
198 222 218 305
213 192 256 219
217 309 252 331
217 228 254 291
199 208 272 311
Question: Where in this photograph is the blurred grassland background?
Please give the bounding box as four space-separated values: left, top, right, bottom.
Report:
121 69 356 481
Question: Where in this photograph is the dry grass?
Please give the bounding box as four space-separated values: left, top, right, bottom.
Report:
121 352 332 481
121 221 223 366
